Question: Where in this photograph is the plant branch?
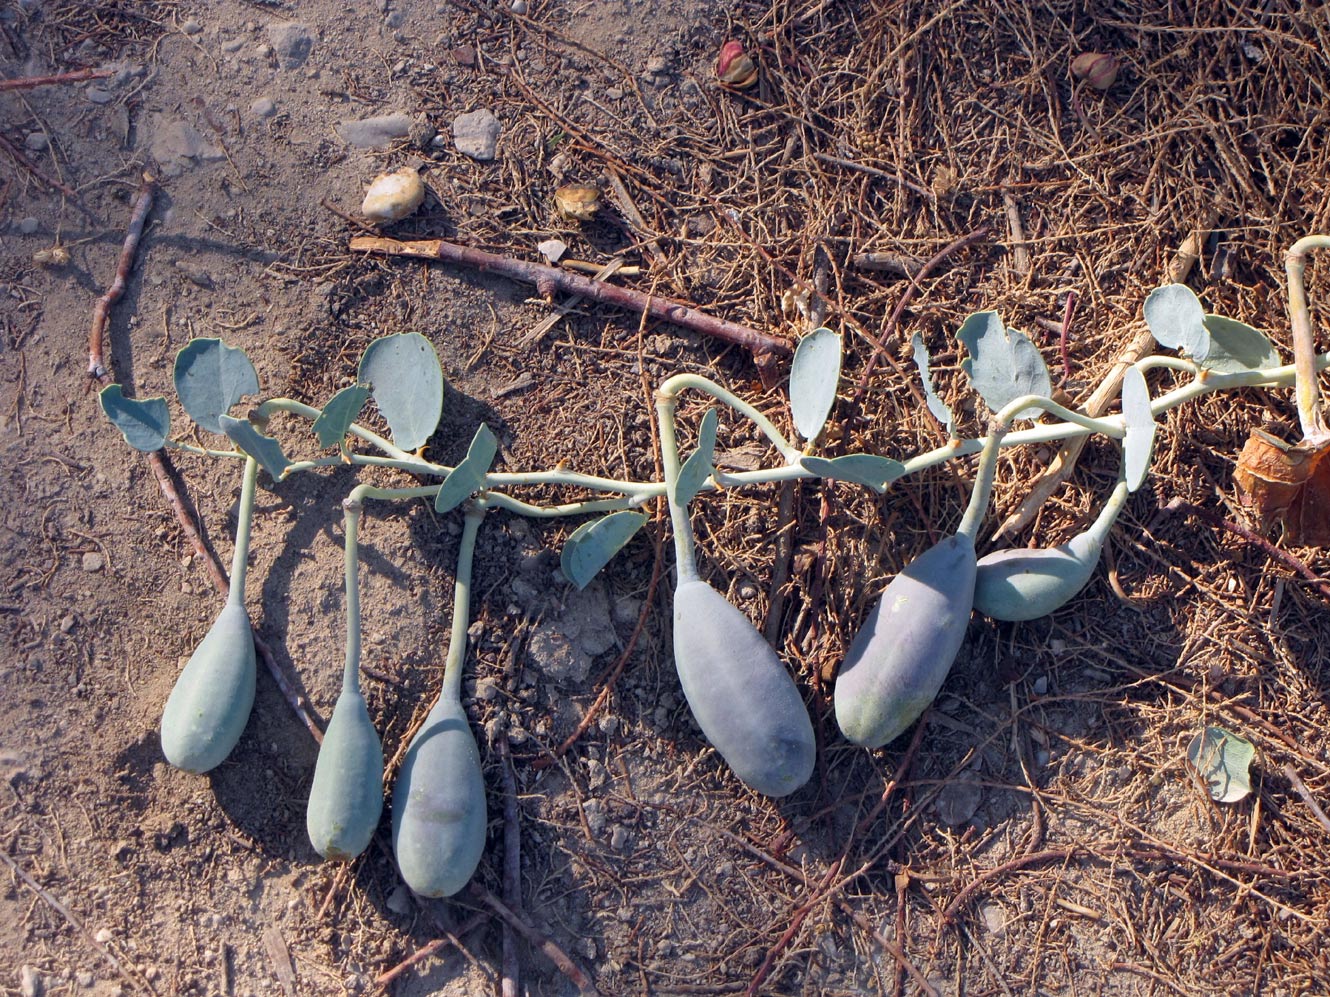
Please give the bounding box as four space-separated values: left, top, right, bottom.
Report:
468 884 599 995
0 67 113 90
1285 234 1330 443
348 235 792 365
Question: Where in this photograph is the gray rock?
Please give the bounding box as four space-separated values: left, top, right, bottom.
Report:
19 965 42 997
85 87 113 104
265 22 313 69
336 112 412 149
181 19 202 34
17 216 39 235
24 132 48 152
82 552 104 573
385 884 412 915
527 621 590 686
221 38 244 53
249 96 276 118
149 118 222 176
452 109 501 161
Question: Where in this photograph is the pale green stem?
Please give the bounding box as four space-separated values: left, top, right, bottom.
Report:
655 390 700 583
1134 355 1202 376
1085 475 1131 546
342 494 364 697
441 504 486 705
282 453 453 478
259 397 427 465
956 423 1008 542
659 372 801 462
1284 234 1330 443
486 468 657 499
485 492 643 518
164 440 245 459
227 456 260 608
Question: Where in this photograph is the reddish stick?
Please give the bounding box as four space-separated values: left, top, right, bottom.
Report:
349 235 792 365
1 68 113 90
87 177 323 743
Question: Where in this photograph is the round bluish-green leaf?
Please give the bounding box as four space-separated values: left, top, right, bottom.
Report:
957 311 1051 420
312 384 371 449
1143 284 1208 358
561 510 648 589
359 333 444 452
1121 365 1156 493
219 414 291 480
789 327 842 441
911 332 955 437
800 454 906 493
435 423 497 514
1186 726 1255 803
173 338 260 435
673 407 718 508
100 385 170 451
1199 316 1280 373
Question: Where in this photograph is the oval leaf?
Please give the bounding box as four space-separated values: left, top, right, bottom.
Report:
789 327 842 441
1143 284 1209 358
800 454 906 493
100 384 169 451
1186 726 1255 803
560 511 648 589
1121 365 1156 493
219 414 291 480
359 333 445 452
312 384 371 449
174 339 260 435
911 332 955 437
957 311 1052 420
1200 315 1281 373
673 408 718 508
435 423 497 514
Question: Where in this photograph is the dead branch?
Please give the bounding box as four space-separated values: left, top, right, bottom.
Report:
87 177 323 744
469 884 599 996
348 235 792 367
1 68 113 90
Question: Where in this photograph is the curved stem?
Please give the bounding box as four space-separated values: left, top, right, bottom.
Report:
441 504 486 706
1134 355 1202 376
342 494 364 697
259 397 428 465
164 440 246 459
486 468 656 499
655 390 700 583
659 372 801 461
227 456 260 607
484 492 644 518
1085 475 1130 546
956 423 1008 542
1285 235 1330 443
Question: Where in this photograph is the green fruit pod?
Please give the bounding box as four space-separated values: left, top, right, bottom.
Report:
306 688 384 861
973 533 1101 622
391 696 487 897
160 601 257 773
672 580 815 797
834 535 976 749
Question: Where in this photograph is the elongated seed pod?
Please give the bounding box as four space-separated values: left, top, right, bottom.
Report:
391 696 487 897
672 580 815 797
834 535 977 749
306 688 384 861
973 479 1128 622
160 600 257 773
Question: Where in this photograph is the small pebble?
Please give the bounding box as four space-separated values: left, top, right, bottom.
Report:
645 54 669 74
76 972 94 988
18 216 39 234
59 616 75 633
249 96 276 118
221 38 244 53
24 132 48 152
19 965 42 997
510 0 527 12
85 87 113 104
255 43 272 58
1032 675 1048 696
82 552 105 573
181 19 202 34
385 885 412 915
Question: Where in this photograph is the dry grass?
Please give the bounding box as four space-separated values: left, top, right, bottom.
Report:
300 1 1330 993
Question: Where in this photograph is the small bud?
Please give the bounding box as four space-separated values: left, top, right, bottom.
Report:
716 40 758 89
1071 52 1118 91
553 184 601 221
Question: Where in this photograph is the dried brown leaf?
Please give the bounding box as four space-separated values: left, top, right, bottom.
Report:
1233 429 1330 545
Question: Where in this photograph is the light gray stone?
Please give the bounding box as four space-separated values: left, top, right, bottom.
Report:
24 132 48 152
265 21 313 69
452 108 501 161
85 87 113 104
221 38 244 53
249 96 276 118
336 112 411 149
181 19 202 34
17 217 39 234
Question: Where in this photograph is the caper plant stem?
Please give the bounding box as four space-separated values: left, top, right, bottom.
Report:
441 503 486 706
485 492 643 518
654 389 700 583
259 398 428 465
1086 476 1130 544
227 456 260 608
1284 234 1330 443
658 372 801 462
956 422 1008 543
1134 356 1202 376
164 440 245 459
342 493 365 698
282 454 453 477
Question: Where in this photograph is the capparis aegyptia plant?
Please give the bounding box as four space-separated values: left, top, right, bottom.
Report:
98 240 1330 894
